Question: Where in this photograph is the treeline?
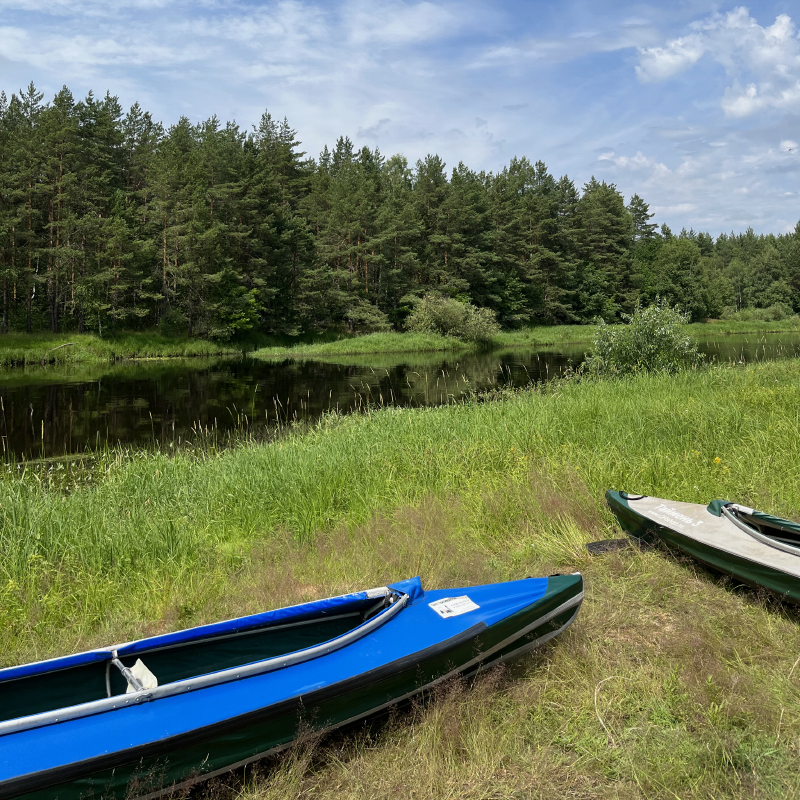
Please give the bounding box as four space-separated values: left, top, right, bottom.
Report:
1 82 799 338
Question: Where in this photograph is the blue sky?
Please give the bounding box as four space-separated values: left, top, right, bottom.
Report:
1 0 799 234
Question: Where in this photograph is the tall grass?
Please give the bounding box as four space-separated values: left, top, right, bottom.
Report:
3 360 800 797
0 332 240 366
252 322 800 361
251 331 468 359
3 359 799 649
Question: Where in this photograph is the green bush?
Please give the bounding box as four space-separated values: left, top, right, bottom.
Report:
158 308 188 337
404 294 500 344
582 300 703 376
721 304 797 323
345 300 392 334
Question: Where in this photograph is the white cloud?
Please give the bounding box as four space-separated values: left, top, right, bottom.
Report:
470 17 657 69
347 0 456 45
1 0 798 234
598 150 671 177
636 34 704 82
0 0 171 15
595 137 800 234
651 203 697 215
636 7 800 117
0 25 207 77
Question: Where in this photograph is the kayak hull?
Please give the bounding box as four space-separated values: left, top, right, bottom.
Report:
1 574 583 800
606 490 800 604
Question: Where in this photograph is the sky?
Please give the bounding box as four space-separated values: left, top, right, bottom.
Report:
1 0 799 235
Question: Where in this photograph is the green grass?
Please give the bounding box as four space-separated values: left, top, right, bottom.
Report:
0 356 237 390
493 324 600 346
252 321 800 361
689 318 800 335
0 332 241 366
5 321 799 367
251 331 468 359
4 360 800 797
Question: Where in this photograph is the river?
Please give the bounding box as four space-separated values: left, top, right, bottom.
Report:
2 332 799 460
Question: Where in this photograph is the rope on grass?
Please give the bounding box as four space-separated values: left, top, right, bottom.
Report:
788 653 800 680
594 675 630 748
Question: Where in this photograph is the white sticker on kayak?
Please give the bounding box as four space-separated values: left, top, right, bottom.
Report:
428 596 479 618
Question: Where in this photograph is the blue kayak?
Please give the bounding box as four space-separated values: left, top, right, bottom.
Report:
0 573 584 799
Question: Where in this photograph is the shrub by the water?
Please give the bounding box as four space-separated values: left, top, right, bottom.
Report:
582 300 703 376
721 303 798 323
405 294 500 344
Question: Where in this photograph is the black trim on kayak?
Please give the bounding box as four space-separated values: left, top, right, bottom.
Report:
0 622 488 798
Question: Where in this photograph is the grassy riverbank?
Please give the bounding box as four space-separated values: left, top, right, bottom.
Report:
251 331 469 359
688 318 800 335
250 327 594 359
0 332 241 366
2 319 798 367
252 320 800 360
3 360 800 797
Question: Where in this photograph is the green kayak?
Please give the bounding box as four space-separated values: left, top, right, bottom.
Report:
606 490 800 604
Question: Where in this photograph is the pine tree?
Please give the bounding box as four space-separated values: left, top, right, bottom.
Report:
784 221 800 311
441 162 492 306
628 193 657 245
120 102 163 326
9 83 47 332
238 111 313 335
576 177 635 320
651 237 709 320
413 154 451 292
39 86 79 332
371 154 421 326
0 90 12 332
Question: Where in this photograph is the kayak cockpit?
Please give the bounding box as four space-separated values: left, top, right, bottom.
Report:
721 504 800 556
733 507 800 546
0 586 402 729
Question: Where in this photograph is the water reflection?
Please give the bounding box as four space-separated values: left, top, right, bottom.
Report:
1 332 798 460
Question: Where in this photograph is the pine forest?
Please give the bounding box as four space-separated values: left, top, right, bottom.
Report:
1 82 799 339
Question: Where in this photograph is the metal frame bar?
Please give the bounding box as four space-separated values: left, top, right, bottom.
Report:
0 591 405 737
0 588 390 683
722 505 800 558
125 611 366 656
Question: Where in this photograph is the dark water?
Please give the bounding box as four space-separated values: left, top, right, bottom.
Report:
2 333 799 460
